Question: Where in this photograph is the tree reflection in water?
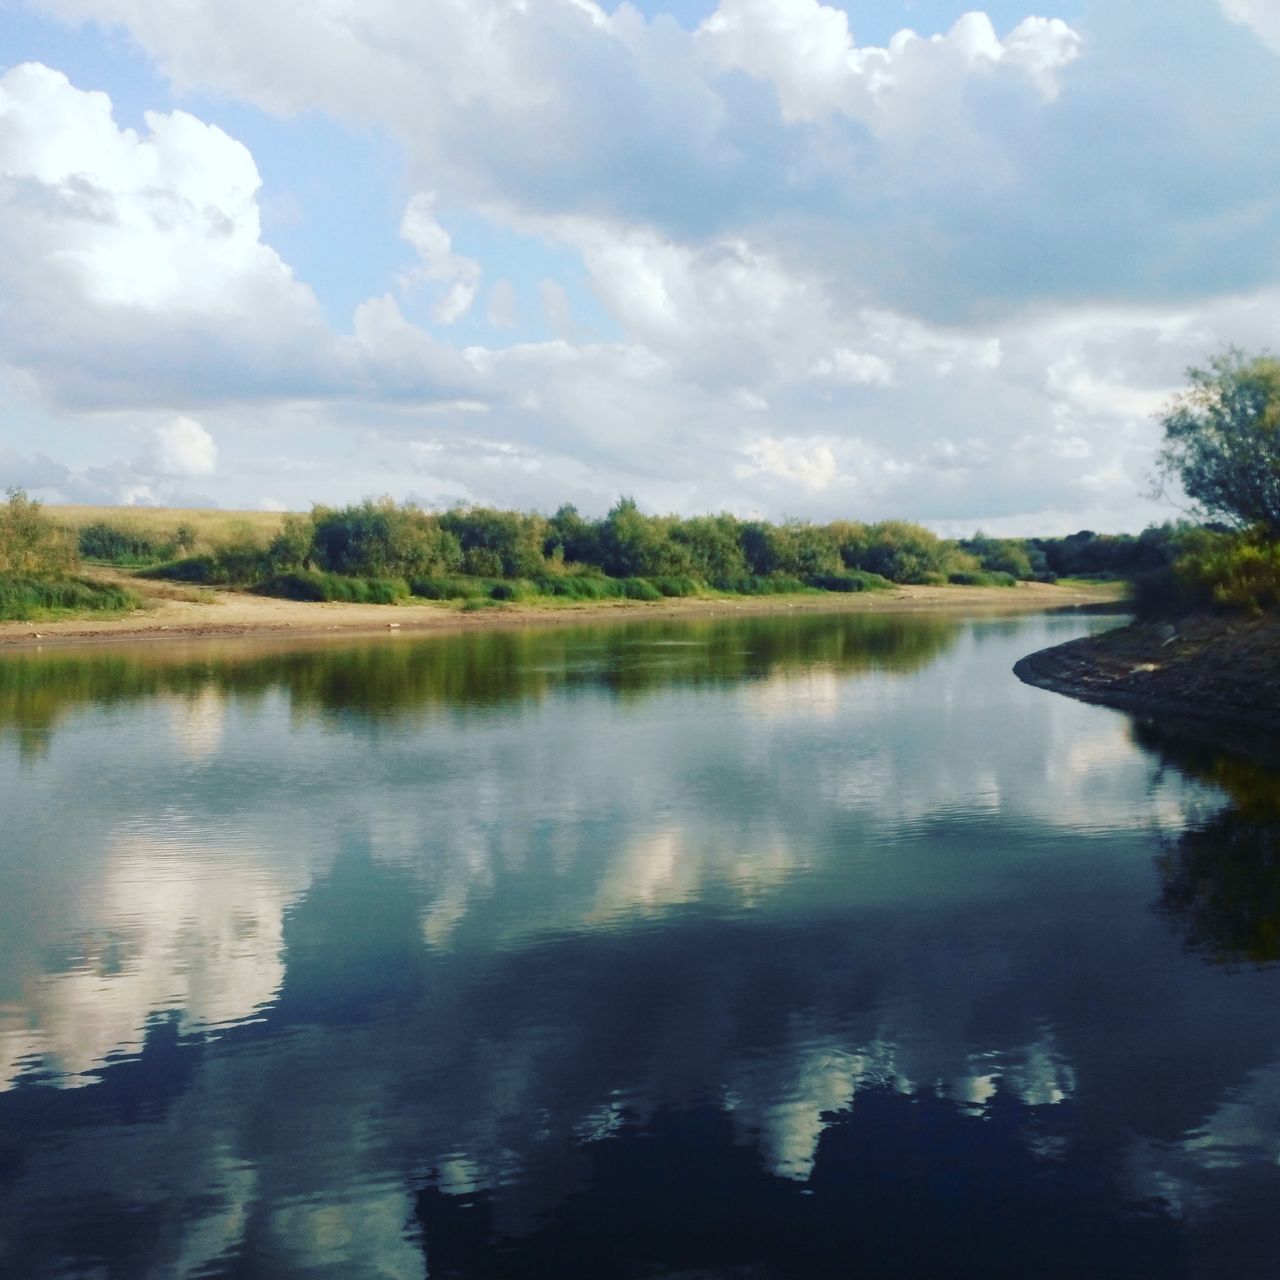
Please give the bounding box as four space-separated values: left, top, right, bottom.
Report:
1134 721 1280 966
418 1091 1183 1280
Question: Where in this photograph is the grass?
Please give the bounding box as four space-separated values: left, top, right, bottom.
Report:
50 505 288 564
255 571 410 604
1055 576 1131 596
0 576 140 621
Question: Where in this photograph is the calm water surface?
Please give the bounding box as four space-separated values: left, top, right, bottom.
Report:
1 610 1279 1279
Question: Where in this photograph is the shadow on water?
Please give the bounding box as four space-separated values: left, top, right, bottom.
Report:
418 1093 1184 1280
1131 720 1280 967
0 612 961 755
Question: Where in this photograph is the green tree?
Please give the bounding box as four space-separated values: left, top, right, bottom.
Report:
1156 349 1280 535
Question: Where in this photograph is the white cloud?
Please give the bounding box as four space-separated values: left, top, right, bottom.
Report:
399 191 481 324
697 3 1081 124
4 4 1280 529
741 436 840 492
811 349 894 386
1218 0 1280 53
148 416 217 477
0 62 339 408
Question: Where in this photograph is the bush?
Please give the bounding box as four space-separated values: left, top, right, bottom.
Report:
0 490 76 577
647 575 701 597
622 577 663 600
808 571 894 593
77 521 176 565
947 570 1017 587
0 575 138 620
411 577 497 600
255 571 408 604
1176 530 1280 615
711 574 811 595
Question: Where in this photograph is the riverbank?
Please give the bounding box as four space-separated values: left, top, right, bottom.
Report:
1014 612 1280 731
0 576 1118 652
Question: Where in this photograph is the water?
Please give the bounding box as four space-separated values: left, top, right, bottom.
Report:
1 610 1278 1279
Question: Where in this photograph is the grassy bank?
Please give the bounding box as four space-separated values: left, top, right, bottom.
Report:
0 575 138 622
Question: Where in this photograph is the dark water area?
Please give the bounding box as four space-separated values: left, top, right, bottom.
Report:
1 610 1278 1279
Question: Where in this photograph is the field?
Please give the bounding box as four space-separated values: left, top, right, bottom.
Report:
50 505 288 556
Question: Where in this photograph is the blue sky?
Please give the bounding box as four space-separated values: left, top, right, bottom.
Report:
1 0 1278 531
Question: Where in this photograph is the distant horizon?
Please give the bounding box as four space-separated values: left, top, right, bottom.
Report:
3 0 1278 533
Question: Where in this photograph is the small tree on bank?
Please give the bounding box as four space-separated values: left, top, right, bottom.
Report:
1156 349 1280 536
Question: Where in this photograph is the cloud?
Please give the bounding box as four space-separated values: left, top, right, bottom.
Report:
148 416 217 476
487 278 517 329
398 192 481 324
696 3 1081 124
5 3 1280 529
1218 0 1280 53
538 278 574 339
0 61 341 408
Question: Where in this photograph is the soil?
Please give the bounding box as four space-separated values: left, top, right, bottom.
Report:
0 573 1115 653
1014 612 1280 732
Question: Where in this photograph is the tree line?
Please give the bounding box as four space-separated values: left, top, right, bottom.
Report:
139 497 1197 604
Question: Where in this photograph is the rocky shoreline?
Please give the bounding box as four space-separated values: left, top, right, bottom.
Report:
1014 613 1280 732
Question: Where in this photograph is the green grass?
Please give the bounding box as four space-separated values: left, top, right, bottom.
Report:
1056 576 1131 595
0 576 140 621
255 571 410 604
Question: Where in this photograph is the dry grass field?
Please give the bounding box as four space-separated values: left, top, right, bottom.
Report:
47 505 289 554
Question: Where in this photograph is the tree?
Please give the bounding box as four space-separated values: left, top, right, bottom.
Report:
1156 349 1280 535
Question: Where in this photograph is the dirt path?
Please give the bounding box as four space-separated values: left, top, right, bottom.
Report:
0 576 1118 653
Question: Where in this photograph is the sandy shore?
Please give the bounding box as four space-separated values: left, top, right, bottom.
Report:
0 577 1118 653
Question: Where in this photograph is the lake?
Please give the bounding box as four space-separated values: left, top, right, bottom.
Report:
1 609 1279 1279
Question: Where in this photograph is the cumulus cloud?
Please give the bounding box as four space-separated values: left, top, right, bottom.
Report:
147 416 217 477
0 61 342 408
696 3 1081 124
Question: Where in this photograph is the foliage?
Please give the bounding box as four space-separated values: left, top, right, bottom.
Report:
1175 528 1280 614
256 572 409 604
946 570 1017 587
439 506 548 578
77 520 180 565
0 575 138 620
0 489 76 577
958 533 1034 580
1156 349 1280 535
312 499 462 578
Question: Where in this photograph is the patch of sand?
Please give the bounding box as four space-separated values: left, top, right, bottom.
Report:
0 575 1119 653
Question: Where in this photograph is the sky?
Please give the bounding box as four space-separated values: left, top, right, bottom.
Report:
0 0 1278 533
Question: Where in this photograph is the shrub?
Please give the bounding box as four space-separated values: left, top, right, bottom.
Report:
808 571 893 593
1176 529 1280 615
0 575 138 620
947 570 1017 587
77 521 176 565
254 571 408 603
411 577 496 600
0 490 76 577
711 574 811 595
621 577 663 600
647 575 701 597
